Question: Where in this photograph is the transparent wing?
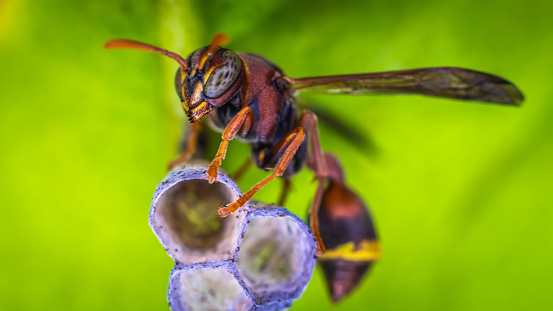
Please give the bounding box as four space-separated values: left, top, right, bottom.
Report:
291 67 524 106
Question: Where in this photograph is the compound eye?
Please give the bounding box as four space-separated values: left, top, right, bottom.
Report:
204 51 242 98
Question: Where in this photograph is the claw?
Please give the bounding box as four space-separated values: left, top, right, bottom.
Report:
216 183 265 219
315 243 326 257
218 193 251 217
206 171 218 184
206 158 222 184
218 203 239 217
206 165 219 184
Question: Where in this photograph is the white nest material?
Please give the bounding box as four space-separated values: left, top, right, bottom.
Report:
149 161 317 310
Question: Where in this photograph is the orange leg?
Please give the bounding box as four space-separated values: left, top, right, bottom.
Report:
299 110 328 256
168 122 202 170
218 127 306 217
206 106 253 184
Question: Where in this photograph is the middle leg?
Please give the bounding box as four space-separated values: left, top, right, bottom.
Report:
218 127 306 217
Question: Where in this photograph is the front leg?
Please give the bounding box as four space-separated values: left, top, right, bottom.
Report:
206 106 253 183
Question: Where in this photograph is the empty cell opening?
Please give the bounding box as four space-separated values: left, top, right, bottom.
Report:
158 180 234 249
237 216 313 298
170 269 252 311
152 176 246 265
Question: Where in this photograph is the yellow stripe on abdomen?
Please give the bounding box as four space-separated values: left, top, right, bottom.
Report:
319 240 380 262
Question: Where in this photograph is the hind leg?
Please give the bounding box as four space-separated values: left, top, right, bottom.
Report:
297 110 328 256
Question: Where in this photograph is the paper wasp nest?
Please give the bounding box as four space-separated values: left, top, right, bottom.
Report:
150 162 317 310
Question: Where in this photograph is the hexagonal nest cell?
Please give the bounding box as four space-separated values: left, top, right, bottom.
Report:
149 162 317 310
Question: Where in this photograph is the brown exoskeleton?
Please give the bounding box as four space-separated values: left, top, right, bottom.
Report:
105 33 523 256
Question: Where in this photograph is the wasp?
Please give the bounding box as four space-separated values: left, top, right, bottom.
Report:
105 33 523 256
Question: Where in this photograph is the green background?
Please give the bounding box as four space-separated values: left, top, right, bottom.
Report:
1 0 552 310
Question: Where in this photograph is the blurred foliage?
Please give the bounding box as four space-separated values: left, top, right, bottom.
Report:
1 0 552 310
